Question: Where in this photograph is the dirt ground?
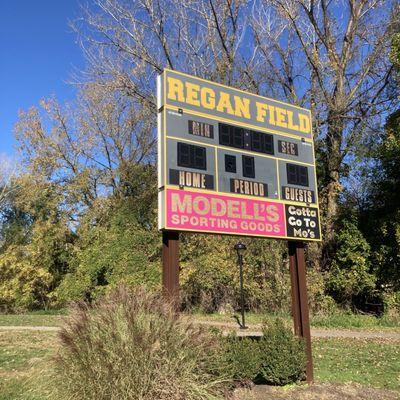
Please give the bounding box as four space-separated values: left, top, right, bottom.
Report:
234 383 400 400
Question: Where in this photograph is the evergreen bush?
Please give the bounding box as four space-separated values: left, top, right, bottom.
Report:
218 334 262 385
257 319 306 385
216 319 306 387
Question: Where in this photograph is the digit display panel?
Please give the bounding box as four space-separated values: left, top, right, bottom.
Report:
177 142 207 170
157 69 321 241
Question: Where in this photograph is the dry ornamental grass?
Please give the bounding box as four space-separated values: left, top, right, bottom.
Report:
52 286 229 400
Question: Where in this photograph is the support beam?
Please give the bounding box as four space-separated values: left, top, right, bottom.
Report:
162 230 180 308
288 240 314 384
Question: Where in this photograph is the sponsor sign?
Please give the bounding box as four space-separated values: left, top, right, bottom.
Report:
166 189 286 237
157 69 321 241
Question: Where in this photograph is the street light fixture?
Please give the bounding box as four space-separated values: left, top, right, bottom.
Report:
234 241 247 329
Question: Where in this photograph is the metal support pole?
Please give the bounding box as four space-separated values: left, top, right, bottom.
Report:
238 253 247 329
288 240 314 384
162 230 180 309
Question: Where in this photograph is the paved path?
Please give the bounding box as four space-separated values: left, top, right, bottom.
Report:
0 326 60 332
1 321 399 340
191 320 400 340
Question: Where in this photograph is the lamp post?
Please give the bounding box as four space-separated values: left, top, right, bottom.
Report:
234 241 247 329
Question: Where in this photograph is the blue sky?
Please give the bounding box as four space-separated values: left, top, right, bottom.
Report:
0 0 86 159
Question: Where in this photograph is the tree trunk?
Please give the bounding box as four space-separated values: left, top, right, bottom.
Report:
321 109 344 268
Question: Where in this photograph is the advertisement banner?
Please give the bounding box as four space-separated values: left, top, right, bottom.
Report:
165 188 286 237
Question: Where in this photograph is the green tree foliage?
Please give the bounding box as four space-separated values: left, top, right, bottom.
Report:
56 200 160 304
390 33 400 75
327 220 375 308
357 33 400 301
2 2 400 315
0 176 72 310
361 110 400 294
0 245 52 311
180 235 289 313
0 186 31 252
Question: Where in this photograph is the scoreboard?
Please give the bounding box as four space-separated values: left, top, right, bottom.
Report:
157 69 321 241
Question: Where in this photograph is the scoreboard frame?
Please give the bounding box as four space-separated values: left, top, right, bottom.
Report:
157 69 321 242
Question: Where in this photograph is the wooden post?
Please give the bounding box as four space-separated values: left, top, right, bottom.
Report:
162 230 180 308
288 240 314 384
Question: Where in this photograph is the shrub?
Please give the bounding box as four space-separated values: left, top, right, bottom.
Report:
218 334 262 385
53 286 228 400
257 319 306 385
0 245 52 311
55 206 160 304
216 320 306 387
180 234 289 313
327 220 376 307
382 290 400 316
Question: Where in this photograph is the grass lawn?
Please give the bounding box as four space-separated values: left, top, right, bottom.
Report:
0 315 63 328
0 329 398 399
313 338 400 391
0 331 57 400
0 311 65 328
311 313 400 330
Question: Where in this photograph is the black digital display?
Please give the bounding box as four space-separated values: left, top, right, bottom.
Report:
219 123 274 155
177 142 207 170
233 128 244 148
219 123 244 149
225 154 236 173
242 155 255 178
251 130 263 152
251 130 274 154
286 163 309 186
219 123 231 146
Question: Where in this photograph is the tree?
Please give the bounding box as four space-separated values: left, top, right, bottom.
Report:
0 245 52 311
327 219 375 308
15 83 156 221
356 29 400 294
10 0 400 310
252 0 399 263
55 198 160 304
391 32 400 74
0 153 17 211
74 0 399 266
360 108 400 293
0 175 73 310
0 182 31 253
